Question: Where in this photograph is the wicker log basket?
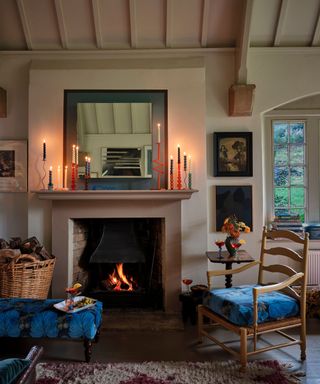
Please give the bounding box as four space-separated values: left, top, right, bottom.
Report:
0 254 56 299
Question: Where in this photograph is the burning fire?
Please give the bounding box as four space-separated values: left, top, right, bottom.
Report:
105 263 136 291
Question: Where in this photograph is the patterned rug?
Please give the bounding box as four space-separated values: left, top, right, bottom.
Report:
36 360 302 384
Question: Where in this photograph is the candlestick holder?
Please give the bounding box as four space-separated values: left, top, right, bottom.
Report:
152 142 164 190
188 172 192 189
40 160 46 190
71 163 76 191
183 169 188 189
177 163 182 190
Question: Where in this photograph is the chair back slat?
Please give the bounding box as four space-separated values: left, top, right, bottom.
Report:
267 229 306 244
262 264 298 277
263 247 303 262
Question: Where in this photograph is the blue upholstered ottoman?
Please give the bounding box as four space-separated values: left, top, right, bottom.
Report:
0 298 103 362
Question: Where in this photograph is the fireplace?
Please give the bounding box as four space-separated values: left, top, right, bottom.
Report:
73 218 164 308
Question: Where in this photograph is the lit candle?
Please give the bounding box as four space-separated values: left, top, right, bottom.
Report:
64 165 68 188
85 156 88 176
170 155 173 175
183 152 187 171
87 157 91 177
157 123 161 144
76 146 79 165
177 144 181 164
188 155 192 173
188 155 192 190
43 139 46 161
72 145 76 164
57 165 61 189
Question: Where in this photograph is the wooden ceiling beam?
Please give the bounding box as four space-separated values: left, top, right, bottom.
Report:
129 0 137 48
16 0 33 50
92 0 103 49
166 0 173 48
311 6 320 46
235 0 254 84
201 0 210 47
274 0 289 46
54 0 69 49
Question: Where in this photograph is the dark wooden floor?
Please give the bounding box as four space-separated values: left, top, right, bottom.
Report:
1 317 319 384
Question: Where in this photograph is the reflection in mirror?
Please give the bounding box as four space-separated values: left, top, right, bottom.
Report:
77 103 152 178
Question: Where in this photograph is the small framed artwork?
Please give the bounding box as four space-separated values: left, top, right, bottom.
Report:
215 185 253 231
0 140 27 192
213 132 252 177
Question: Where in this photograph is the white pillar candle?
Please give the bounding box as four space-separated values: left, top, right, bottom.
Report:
157 123 161 144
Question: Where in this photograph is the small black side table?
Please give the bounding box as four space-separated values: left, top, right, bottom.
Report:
179 293 204 325
206 250 254 288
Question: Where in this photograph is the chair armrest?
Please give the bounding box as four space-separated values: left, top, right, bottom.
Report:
15 346 43 384
207 260 260 289
253 272 304 296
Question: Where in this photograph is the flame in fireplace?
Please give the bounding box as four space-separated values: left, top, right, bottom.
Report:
106 263 135 291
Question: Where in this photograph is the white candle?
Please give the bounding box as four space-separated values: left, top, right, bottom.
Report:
57 165 61 189
188 155 192 173
157 123 161 144
64 166 68 188
72 145 76 164
76 146 79 165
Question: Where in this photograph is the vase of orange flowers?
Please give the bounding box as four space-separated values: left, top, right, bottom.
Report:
222 215 250 257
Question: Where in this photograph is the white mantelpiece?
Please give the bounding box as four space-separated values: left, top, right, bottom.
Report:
39 190 197 313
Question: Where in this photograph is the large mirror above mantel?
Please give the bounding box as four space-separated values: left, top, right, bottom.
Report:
64 90 167 190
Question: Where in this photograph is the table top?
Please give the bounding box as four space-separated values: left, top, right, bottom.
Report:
206 250 254 264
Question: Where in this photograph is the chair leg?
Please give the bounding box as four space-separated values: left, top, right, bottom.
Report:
300 321 306 360
240 328 248 372
198 306 204 343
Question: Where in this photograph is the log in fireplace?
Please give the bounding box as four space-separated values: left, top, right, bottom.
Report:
73 218 163 308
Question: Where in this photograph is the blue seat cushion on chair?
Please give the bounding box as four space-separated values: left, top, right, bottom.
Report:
0 298 103 340
0 358 30 384
203 284 300 326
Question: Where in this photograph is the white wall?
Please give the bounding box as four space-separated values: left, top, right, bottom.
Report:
1 50 320 288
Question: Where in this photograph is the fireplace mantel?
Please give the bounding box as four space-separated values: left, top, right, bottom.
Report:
33 189 197 201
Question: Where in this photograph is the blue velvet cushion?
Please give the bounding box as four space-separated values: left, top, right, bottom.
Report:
203 284 300 326
0 358 30 384
0 298 103 340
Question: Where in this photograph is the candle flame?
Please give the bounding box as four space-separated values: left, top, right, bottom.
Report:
49 166 52 171
170 155 173 159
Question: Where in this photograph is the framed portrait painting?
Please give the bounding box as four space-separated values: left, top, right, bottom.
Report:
215 185 253 231
213 132 252 177
0 140 27 192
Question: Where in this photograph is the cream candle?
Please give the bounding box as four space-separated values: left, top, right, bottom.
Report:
72 145 76 164
157 123 161 144
76 146 79 165
57 165 61 189
188 155 192 173
64 165 68 188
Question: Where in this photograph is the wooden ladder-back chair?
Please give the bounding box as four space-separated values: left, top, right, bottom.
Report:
198 227 309 370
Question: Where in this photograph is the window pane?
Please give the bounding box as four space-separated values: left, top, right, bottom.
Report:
290 208 305 223
274 167 289 186
274 146 288 165
274 187 289 207
290 166 304 185
289 123 304 144
273 123 288 144
289 145 304 164
290 188 305 207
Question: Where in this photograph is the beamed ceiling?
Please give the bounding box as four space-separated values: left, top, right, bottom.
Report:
0 0 320 52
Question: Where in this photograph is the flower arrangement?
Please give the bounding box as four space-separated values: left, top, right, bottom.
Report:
221 215 250 256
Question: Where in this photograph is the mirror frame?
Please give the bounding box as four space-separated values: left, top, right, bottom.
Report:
63 90 168 190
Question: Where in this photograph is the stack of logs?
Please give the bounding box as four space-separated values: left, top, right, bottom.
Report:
0 236 53 265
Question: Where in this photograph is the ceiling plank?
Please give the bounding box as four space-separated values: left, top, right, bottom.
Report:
129 0 137 48
16 0 33 50
54 0 69 49
274 0 289 47
166 0 173 48
235 0 254 84
92 0 103 48
311 7 320 46
201 0 210 47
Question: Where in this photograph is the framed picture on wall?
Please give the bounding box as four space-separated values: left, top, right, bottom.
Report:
213 132 252 177
0 140 27 192
215 185 253 231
